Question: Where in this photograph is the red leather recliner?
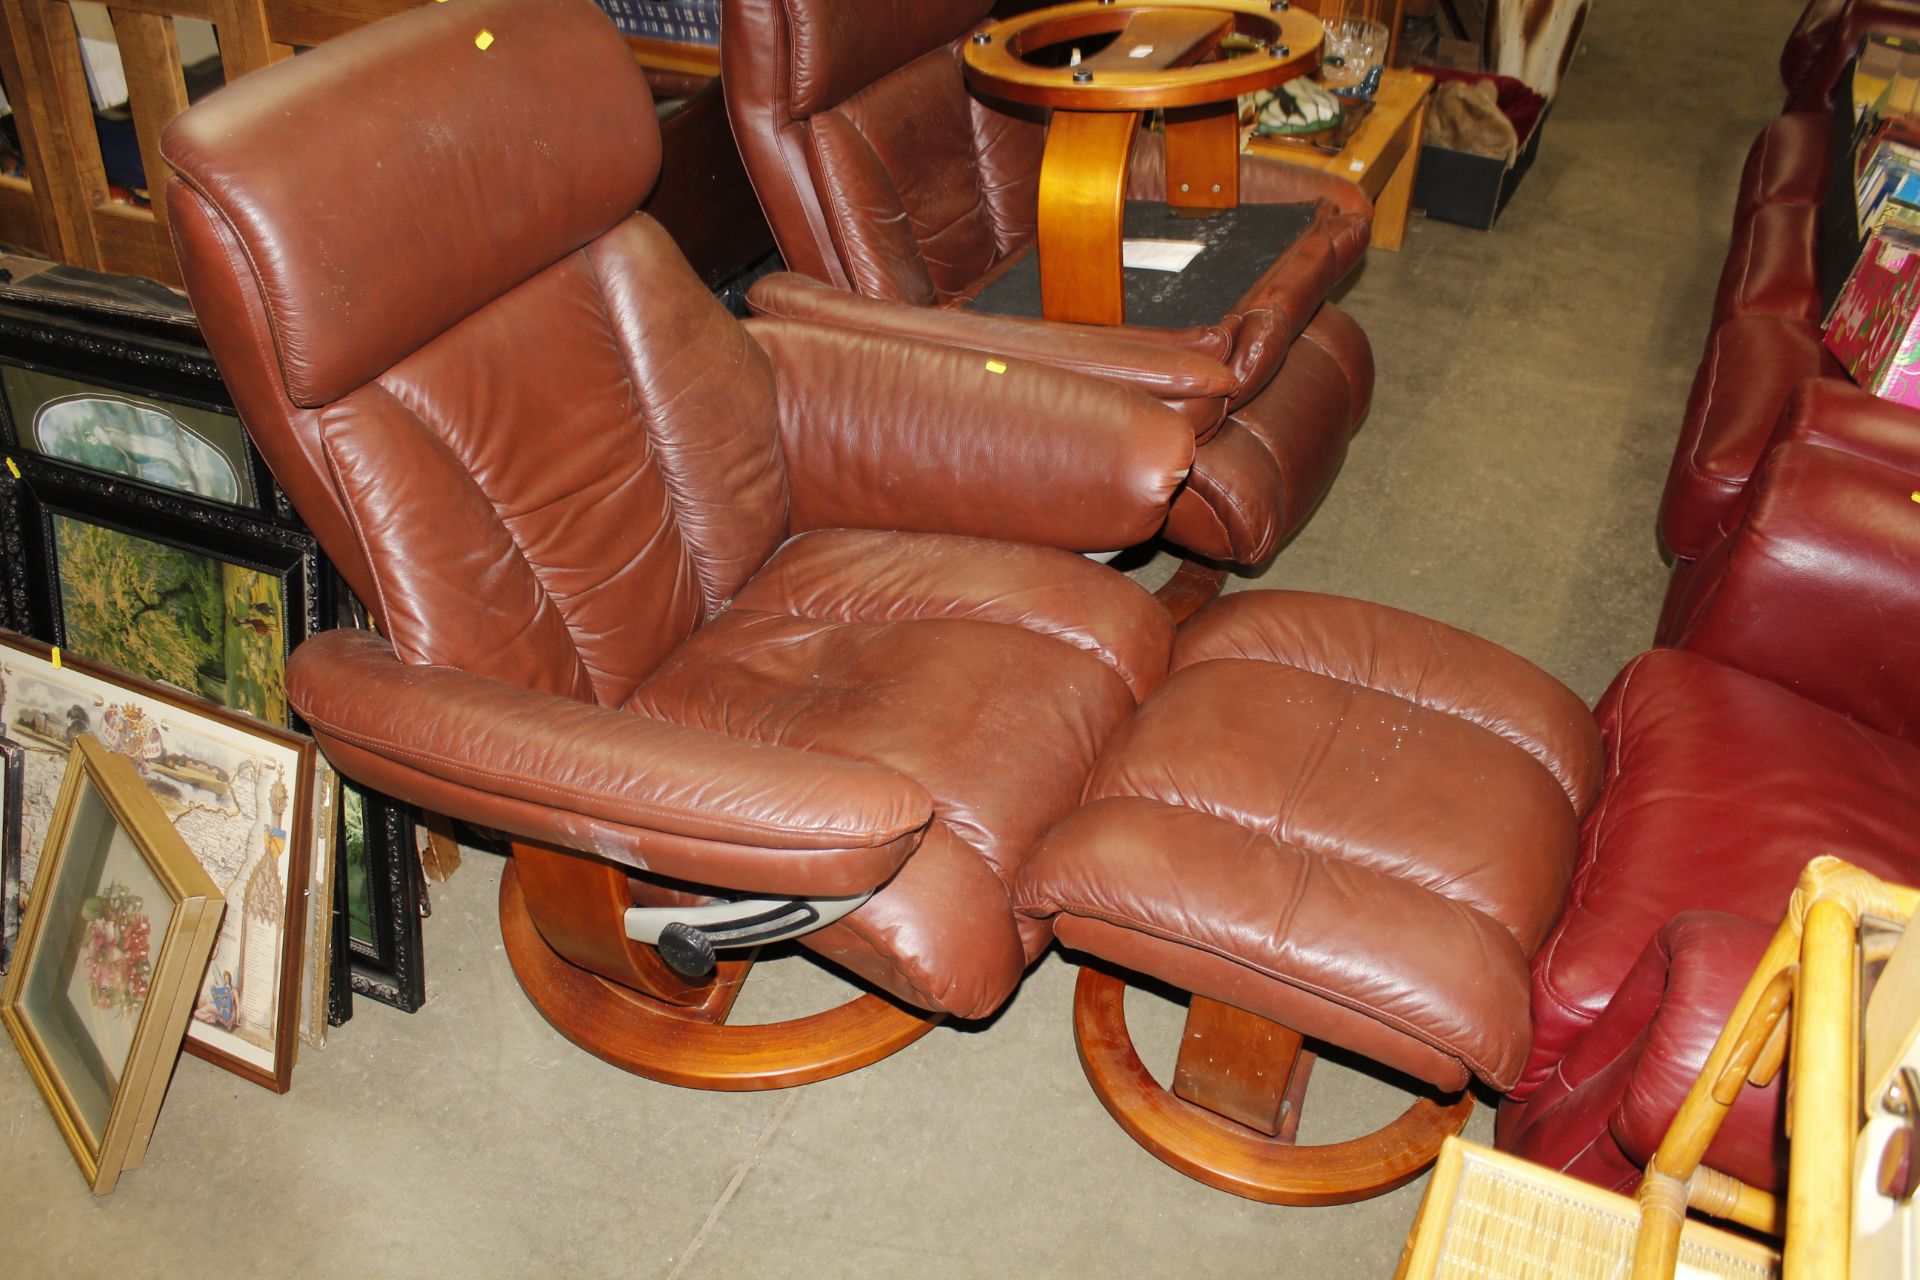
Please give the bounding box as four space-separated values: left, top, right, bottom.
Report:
720 0 1377 572
1506 383 1920 1191
158 0 1199 1085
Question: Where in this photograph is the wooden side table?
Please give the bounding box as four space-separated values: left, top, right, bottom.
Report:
1245 67 1434 251
963 1 1325 325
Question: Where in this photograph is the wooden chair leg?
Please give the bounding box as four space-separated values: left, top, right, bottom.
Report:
1075 967 1473 1204
499 855 940 1091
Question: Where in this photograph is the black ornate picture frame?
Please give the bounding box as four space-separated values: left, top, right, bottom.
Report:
339 780 425 1013
0 290 284 523
0 275 431 1024
2 452 321 730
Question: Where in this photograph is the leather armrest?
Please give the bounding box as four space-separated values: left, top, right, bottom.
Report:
746 272 1237 422
1604 913 1785 1190
1768 378 1920 473
1667 439 1920 743
746 316 1195 551
288 629 932 897
1125 134 1370 392
1497 911 1784 1192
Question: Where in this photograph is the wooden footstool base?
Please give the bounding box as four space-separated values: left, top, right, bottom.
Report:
1016 590 1604 1202
1074 966 1474 1205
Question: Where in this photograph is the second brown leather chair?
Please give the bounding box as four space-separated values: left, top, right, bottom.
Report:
722 0 1377 577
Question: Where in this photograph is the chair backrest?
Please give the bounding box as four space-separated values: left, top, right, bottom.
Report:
722 0 1045 306
162 0 791 709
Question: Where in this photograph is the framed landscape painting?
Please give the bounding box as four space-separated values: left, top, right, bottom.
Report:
0 277 276 520
0 632 317 1092
2 453 319 729
1 364 260 508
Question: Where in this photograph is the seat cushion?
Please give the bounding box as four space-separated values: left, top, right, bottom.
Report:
1658 314 1839 561
628 531 1153 1019
1017 591 1601 1092
1516 648 1920 1100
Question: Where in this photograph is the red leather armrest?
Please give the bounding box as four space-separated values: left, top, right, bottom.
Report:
1668 439 1920 742
1767 378 1920 473
289 629 931 897
746 272 1237 429
1498 911 1783 1192
747 316 1195 552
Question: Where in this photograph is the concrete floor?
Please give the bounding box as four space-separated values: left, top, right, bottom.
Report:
0 0 1806 1273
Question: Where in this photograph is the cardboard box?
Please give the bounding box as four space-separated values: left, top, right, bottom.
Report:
1411 70 1549 230
1823 225 1920 407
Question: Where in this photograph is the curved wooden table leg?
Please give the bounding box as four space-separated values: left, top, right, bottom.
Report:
499 861 942 1091
1072 966 1474 1204
1038 108 1141 325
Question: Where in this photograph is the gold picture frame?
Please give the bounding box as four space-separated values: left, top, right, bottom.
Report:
1 736 223 1195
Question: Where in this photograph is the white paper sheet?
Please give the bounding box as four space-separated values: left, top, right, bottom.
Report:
1122 239 1206 273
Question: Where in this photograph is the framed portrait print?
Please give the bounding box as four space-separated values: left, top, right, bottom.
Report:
0 631 317 1092
2 735 223 1194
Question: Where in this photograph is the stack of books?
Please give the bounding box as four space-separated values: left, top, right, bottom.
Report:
1850 36 1920 236
591 0 719 45
1824 32 1920 406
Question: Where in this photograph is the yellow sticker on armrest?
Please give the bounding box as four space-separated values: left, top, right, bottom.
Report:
1911 490 1920 504
475 28 494 49
985 359 1007 374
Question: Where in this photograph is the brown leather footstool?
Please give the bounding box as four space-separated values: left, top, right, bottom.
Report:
1016 591 1603 1204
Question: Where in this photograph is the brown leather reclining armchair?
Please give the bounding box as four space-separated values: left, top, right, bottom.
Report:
159 0 1196 1087
722 0 1377 581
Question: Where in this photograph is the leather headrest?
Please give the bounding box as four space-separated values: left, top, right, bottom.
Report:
161 0 658 408
774 0 994 116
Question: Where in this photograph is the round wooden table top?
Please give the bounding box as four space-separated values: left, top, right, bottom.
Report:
963 0 1324 112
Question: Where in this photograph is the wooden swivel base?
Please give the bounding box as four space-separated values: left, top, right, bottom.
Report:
1152 557 1227 623
1073 966 1474 1204
499 860 941 1091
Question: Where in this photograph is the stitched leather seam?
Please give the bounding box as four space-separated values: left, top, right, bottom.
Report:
1050 901 1504 1083
304 706 924 847
756 575 1149 701
1182 646 1589 816
165 171 306 401
580 235 732 619
318 426 399 651
1530 652 1643 1022
808 118 930 303
366 351 604 696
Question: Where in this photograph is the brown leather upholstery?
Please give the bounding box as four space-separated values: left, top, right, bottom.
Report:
159 0 1198 1021
722 0 1377 565
1017 592 1602 1092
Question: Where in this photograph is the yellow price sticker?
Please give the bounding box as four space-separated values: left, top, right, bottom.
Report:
984 359 1007 374
3 456 17 479
475 28 494 49
50 646 61 670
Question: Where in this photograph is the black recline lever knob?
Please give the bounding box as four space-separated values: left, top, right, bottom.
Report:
658 922 718 978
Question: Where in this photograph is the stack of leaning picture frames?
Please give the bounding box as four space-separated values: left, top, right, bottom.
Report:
0 257 429 1028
